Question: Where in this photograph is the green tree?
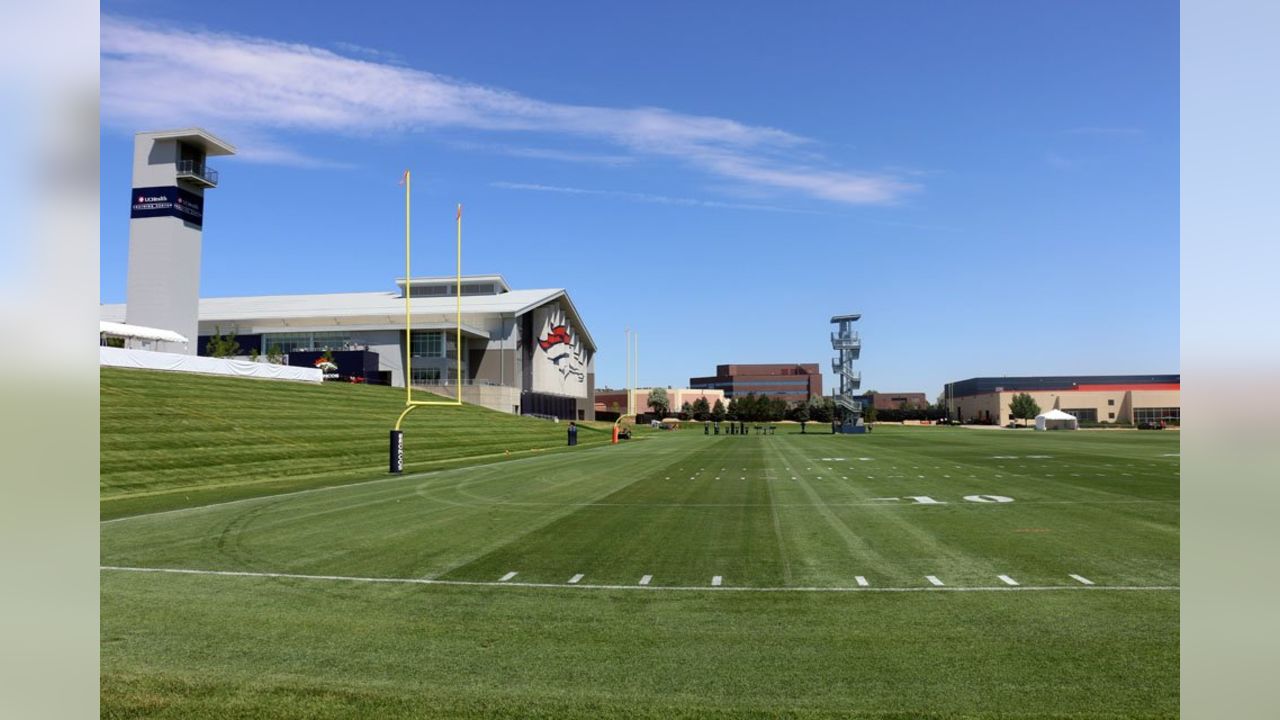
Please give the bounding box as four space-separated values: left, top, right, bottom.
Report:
725 398 738 422
680 401 693 420
793 401 810 432
1009 393 1041 427
711 399 726 423
863 404 878 423
692 396 711 421
206 325 241 358
266 344 283 365
248 347 260 362
770 397 788 421
648 387 670 418
809 396 834 424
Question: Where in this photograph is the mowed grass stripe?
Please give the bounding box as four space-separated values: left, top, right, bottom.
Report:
434 437 790 586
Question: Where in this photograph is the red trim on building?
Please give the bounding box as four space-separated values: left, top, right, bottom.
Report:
1072 383 1180 392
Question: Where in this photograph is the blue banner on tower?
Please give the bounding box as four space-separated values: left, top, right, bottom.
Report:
130 186 204 227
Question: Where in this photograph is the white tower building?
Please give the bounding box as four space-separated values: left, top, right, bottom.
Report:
125 129 235 354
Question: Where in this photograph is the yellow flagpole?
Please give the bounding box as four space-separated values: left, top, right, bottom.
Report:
455 203 462 406
404 170 412 407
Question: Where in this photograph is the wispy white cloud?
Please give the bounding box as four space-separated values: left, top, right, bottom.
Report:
449 141 635 166
491 181 827 215
332 41 406 65
101 16 917 205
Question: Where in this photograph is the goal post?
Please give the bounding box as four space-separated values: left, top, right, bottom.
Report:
390 169 463 473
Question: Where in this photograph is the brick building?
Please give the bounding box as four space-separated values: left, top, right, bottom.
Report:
857 392 930 411
689 363 822 404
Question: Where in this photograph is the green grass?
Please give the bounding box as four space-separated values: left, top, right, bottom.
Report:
100 367 611 518
101 371 1179 718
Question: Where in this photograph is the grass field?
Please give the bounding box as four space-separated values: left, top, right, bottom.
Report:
101 370 1178 718
101 368 611 519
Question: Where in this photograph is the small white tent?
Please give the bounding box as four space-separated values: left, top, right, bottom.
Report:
1035 408 1078 431
100 321 189 344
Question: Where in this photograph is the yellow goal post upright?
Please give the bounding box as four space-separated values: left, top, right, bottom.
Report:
390 169 463 474
612 328 637 442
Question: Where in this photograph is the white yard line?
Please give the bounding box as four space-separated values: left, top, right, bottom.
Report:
499 571 518 582
1069 574 1095 585
926 575 944 586
998 575 1019 586
100 566 1177 593
638 574 652 586
568 574 584 584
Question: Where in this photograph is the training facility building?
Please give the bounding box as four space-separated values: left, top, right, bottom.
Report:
689 364 823 404
100 274 598 420
943 374 1180 425
593 388 728 417
857 392 930 411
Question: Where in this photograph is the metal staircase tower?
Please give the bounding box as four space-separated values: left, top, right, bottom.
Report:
830 313 865 433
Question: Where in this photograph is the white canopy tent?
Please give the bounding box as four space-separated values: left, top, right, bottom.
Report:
99 321 189 349
1035 408 1079 431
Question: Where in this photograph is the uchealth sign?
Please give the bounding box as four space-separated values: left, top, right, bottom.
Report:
131 186 204 227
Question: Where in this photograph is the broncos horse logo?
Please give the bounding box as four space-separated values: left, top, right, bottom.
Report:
538 325 573 352
538 312 587 381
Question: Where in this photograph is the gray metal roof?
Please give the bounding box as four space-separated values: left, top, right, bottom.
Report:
138 128 236 156
395 274 511 293
100 285 597 349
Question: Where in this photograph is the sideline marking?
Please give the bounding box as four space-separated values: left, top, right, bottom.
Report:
499 571 518 582
568 574 584 584
100 566 1177 594
926 575 944 586
712 576 723 587
855 576 869 587
639 574 652 586
1070 574 1095 586
998 575 1019 586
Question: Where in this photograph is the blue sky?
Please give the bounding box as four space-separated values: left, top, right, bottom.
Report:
99 1 1178 397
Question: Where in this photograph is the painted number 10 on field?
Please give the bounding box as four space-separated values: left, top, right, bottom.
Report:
878 495 1015 504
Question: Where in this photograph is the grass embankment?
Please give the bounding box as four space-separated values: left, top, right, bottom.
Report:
100 367 610 518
